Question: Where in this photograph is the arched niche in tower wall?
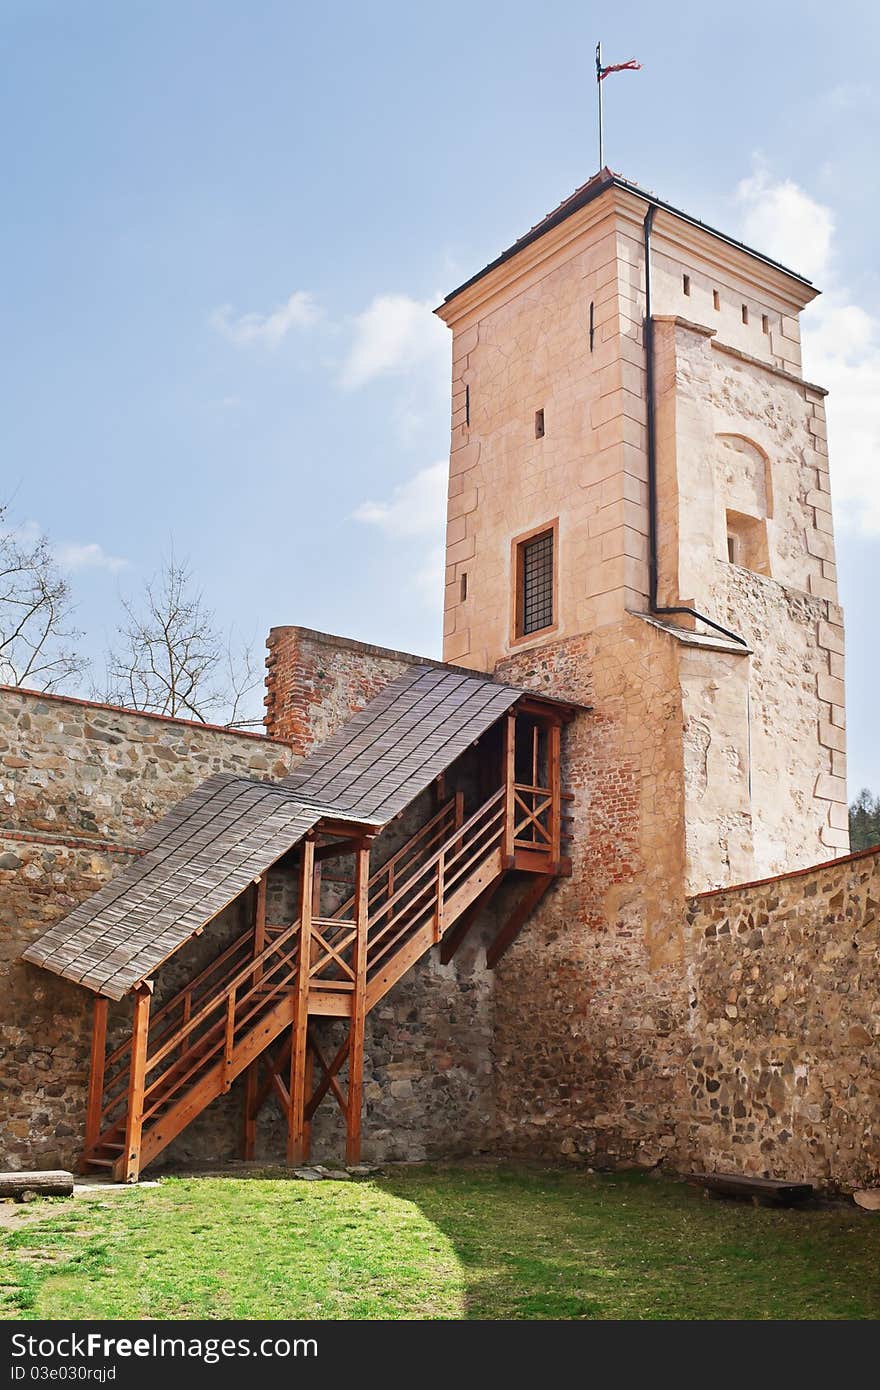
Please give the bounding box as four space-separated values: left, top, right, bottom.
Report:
714 433 772 577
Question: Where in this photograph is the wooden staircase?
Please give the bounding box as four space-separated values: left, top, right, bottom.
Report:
81 751 565 1181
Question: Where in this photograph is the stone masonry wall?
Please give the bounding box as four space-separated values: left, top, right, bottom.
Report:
682 845 880 1189
0 687 294 1172
654 317 848 868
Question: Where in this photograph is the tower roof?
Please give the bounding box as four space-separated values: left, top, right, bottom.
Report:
441 168 814 308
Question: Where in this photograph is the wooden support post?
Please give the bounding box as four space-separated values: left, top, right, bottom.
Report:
242 1061 258 1160
312 861 323 917
454 789 465 854
122 984 151 1183
287 836 315 1164
302 1036 315 1162
223 987 236 1091
486 875 554 969
253 874 267 977
434 856 445 943
346 842 370 1166
82 995 108 1165
548 722 562 866
503 710 516 865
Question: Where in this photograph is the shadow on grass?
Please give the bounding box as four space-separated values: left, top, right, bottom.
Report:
372 1165 880 1321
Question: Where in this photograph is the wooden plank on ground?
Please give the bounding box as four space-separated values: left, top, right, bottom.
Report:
0 1171 74 1198
687 1172 814 1205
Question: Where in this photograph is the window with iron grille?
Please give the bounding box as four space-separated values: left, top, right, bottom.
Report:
517 529 554 636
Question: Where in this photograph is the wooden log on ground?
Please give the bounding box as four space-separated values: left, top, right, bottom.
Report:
0 1170 74 1199
687 1172 813 1206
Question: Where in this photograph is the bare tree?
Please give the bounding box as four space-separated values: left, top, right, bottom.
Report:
103 552 263 727
0 505 86 691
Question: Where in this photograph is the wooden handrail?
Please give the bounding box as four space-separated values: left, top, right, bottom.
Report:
103 930 254 1073
103 805 464 1129
330 798 456 921
366 787 504 930
141 934 304 1115
366 796 506 969
145 917 302 1074
367 814 505 972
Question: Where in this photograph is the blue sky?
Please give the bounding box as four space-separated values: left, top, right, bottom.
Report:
1 0 878 792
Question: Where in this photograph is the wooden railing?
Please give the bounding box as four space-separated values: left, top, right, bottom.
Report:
139 917 303 1120
330 797 459 923
512 783 554 850
96 929 256 1133
364 786 506 977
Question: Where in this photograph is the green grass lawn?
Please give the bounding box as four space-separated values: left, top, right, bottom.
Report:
1 1167 877 1320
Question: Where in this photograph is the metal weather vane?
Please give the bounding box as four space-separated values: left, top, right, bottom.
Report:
595 42 642 170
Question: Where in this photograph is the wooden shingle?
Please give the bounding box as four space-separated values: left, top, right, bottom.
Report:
22 666 556 1000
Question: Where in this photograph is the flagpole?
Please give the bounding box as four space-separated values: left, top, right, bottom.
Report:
596 41 604 170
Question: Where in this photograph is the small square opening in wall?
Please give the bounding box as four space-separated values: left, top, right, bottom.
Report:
682 273 691 296
535 408 545 439
713 289 720 311
742 304 749 324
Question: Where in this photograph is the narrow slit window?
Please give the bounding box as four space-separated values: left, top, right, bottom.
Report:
516 529 554 636
762 313 770 335
713 289 720 311
465 383 470 427
742 304 749 324
460 572 468 601
682 273 690 296
727 533 738 564
589 300 595 352
535 408 545 439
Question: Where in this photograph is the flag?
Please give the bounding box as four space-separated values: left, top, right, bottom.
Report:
597 56 642 81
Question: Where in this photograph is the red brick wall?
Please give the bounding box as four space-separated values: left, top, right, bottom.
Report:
264 625 429 753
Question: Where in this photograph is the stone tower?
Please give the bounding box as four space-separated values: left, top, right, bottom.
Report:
435 170 848 1160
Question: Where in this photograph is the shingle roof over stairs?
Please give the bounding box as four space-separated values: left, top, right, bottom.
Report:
280 666 523 823
22 666 533 999
21 775 322 999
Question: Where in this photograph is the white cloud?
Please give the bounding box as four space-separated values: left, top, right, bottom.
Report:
352 460 447 537
737 166 880 533
824 82 876 113
736 167 834 282
341 294 448 389
54 541 128 573
352 461 447 598
8 519 128 574
210 290 321 347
